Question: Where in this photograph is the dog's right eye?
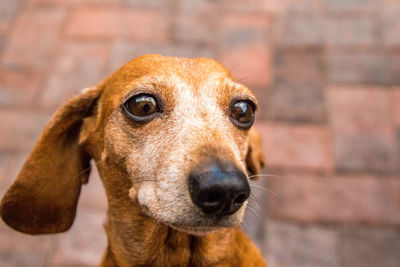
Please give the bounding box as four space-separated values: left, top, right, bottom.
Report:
122 94 160 122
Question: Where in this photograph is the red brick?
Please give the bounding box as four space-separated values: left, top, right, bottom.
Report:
0 69 41 107
327 50 400 85
324 0 379 12
328 87 399 173
47 211 107 266
38 41 110 109
277 14 325 47
109 41 215 74
1 6 66 70
126 0 171 9
64 7 168 42
267 175 400 225
244 178 268 252
173 0 220 45
0 151 30 196
0 0 22 33
27 0 123 6
249 87 270 121
265 220 339 267
0 152 9 193
256 123 334 171
381 0 400 47
220 14 271 47
0 223 51 266
217 14 271 87
325 16 376 47
339 227 400 267
220 0 287 14
79 164 108 212
0 109 51 150
267 48 326 122
218 44 271 87
392 89 400 128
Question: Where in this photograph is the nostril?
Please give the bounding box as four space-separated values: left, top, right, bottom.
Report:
233 193 248 205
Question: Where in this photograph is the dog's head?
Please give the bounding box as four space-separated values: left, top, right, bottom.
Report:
0 55 265 235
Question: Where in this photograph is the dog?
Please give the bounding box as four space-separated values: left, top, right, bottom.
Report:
0 55 266 266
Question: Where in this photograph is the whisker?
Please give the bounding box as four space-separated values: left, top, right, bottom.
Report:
248 194 265 210
249 184 280 199
247 174 284 180
245 204 263 223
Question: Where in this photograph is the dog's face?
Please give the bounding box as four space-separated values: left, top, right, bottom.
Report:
100 56 258 233
0 55 265 235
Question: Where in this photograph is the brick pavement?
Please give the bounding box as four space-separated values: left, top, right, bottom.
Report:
0 0 399 266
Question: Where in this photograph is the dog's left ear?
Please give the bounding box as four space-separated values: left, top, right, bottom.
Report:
0 86 102 234
246 127 265 177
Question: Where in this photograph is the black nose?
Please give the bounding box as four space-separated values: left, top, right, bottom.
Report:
188 161 250 216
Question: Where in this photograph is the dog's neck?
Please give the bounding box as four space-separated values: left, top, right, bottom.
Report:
102 211 240 266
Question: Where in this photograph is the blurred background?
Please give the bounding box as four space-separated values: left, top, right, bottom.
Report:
0 0 400 266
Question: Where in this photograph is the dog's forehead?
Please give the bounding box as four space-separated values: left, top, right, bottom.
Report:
104 55 252 100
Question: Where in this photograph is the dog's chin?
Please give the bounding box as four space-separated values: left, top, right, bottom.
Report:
168 224 222 235
163 215 243 236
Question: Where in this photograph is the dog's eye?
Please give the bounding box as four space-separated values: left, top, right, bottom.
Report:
122 94 160 121
229 100 255 129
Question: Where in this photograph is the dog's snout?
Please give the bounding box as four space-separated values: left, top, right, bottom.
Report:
189 161 250 216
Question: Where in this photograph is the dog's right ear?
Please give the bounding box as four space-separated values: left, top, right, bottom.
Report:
246 127 265 177
0 86 102 234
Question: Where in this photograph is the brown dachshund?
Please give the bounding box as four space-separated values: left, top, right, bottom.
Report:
0 55 266 266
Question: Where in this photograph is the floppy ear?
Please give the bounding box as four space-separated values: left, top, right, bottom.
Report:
0 86 102 234
246 127 265 177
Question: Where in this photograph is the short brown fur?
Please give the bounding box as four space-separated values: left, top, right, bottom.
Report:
1 55 266 266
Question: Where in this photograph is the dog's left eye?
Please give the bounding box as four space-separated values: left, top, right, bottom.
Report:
122 94 160 121
229 100 255 129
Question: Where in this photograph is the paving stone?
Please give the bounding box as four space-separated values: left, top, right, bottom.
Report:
256 123 333 171
339 227 400 267
0 109 51 150
277 14 325 47
325 16 377 47
267 174 400 224
0 0 22 34
392 89 400 128
328 87 400 173
265 220 339 267
323 0 379 12
173 0 221 45
126 0 173 9
0 151 29 196
327 50 400 85
1 6 66 71
0 69 41 107
243 178 268 254
267 48 326 122
220 14 271 47
79 163 108 212
109 41 215 74
0 223 51 267
64 6 168 42
39 41 110 109
218 44 271 87
381 0 400 47
46 210 107 266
